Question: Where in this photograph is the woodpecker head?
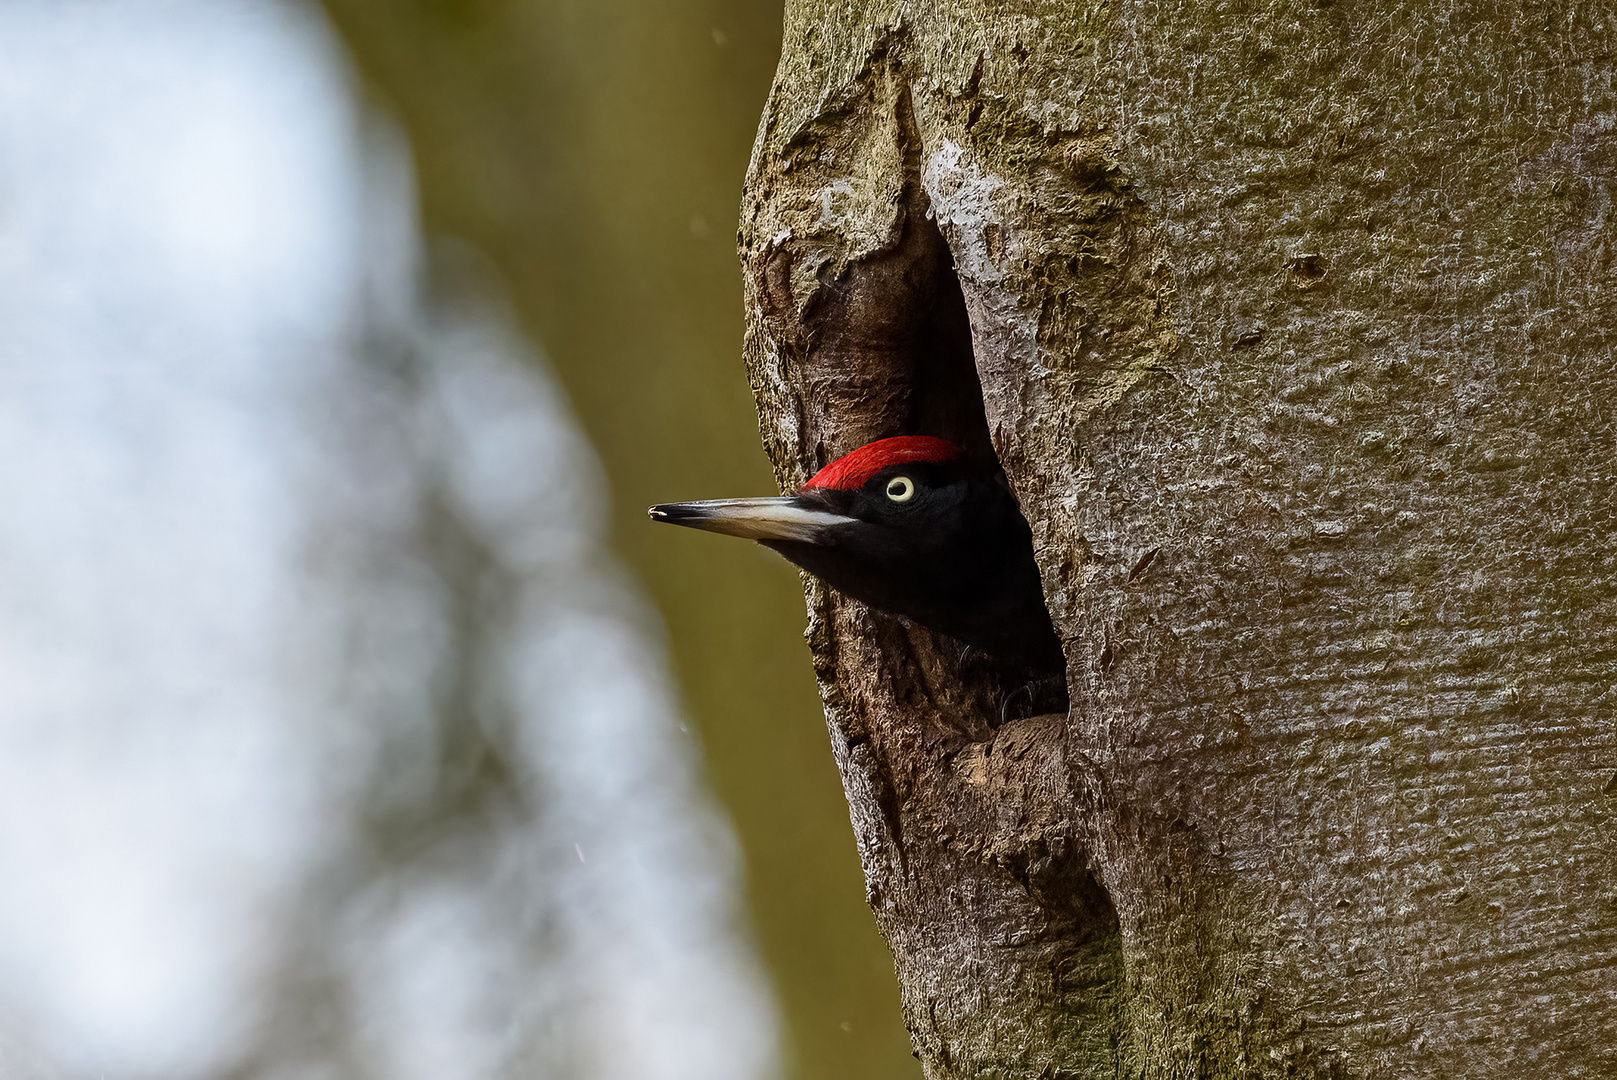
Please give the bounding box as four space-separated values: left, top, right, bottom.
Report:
650 436 1064 675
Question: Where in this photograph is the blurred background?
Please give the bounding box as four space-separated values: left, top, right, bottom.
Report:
0 1 919 1077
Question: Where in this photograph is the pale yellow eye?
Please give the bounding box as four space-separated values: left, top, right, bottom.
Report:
885 476 916 502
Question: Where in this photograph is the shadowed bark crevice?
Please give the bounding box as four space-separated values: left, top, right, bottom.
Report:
752 76 994 467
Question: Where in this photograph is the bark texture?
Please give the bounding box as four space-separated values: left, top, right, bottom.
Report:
739 2 1617 1076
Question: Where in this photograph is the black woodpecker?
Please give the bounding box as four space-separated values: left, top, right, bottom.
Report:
649 436 1064 676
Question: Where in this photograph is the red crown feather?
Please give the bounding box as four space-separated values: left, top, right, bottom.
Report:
800 436 964 492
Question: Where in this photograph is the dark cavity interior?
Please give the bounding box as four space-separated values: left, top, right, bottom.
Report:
782 195 1066 726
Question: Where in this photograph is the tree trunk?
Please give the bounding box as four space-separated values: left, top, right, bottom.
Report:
739 3 1617 1076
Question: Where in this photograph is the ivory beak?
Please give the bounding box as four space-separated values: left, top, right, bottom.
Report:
647 497 855 543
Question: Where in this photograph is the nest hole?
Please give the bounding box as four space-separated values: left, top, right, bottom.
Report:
795 202 1067 730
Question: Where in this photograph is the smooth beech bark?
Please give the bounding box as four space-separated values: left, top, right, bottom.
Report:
739 3 1617 1076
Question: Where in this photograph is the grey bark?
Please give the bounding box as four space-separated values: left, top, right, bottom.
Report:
738 2 1617 1077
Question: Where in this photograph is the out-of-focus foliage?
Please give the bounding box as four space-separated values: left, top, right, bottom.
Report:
0 3 780 1076
314 1 918 1076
